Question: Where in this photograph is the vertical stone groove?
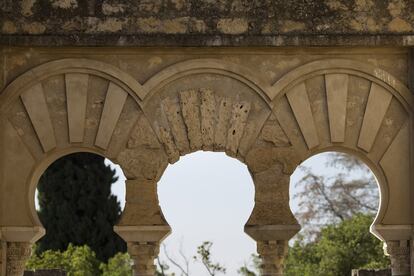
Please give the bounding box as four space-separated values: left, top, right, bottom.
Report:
226 101 251 157
180 89 202 151
200 88 216 151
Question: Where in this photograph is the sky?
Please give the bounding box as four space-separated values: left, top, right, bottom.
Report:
105 151 367 275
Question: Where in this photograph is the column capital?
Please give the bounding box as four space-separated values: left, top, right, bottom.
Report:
244 224 301 242
114 225 171 243
0 227 45 243
371 224 412 241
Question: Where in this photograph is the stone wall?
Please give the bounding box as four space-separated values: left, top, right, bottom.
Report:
24 270 66 276
351 269 391 276
1 0 414 46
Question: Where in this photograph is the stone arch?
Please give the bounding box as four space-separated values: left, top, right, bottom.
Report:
242 58 413 275
136 59 301 275
265 59 413 234
0 57 412 276
0 58 171 276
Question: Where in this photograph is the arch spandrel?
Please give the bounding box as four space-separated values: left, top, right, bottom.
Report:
141 68 273 163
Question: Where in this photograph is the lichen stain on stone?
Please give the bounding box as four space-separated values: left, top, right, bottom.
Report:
325 0 348 11
217 18 248 35
50 0 78 9
280 20 306 33
138 0 162 13
21 0 36 17
354 0 374 12
388 17 413 32
366 17 381 32
2 21 17 34
349 19 364 31
171 0 186 10
189 18 207 33
102 2 126 15
148 57 163 69
22 22 46 34
7 55 27 71
89 18 124 33
162 17 189 34
348 15 381 32
387 0 405 17
230 0 247 13
261 22 272 35
200 0 227 12
137 17 161 33
62 19 82 32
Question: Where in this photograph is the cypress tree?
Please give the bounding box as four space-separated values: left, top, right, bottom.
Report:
36 152 126 262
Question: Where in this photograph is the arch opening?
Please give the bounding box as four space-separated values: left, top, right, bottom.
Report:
286 151 388 274
158 151 256 275
290 151 381 239
31 152 127 263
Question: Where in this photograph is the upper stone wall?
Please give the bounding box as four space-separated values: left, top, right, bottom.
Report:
1 0 414 46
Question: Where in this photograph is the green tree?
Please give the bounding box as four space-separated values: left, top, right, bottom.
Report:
193 241 226 276
100 252 132 276
26 244 101 276
294 153 379 239
36 153 126 262
284 214 390 276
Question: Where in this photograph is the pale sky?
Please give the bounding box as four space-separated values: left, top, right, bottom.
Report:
107 151 355 275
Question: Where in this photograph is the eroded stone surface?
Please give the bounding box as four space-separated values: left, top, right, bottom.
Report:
200 88 216 150
180 90 202 151
226 101 251 157
162 97 190 154
117 116 168 181
1 0 414 46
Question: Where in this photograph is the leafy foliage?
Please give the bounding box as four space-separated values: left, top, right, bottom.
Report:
36 153 126 262
27 244 132 276
100 252 132 276
284 214 390 276
26 244 101 276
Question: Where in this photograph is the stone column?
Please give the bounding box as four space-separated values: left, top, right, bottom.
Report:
245 161 301 276
385 240 411 276
114 178 171 276
245 225 299 276
0 226 44 276
128 242 159 276
257 240 288 276
115 226 170 276
5 242 31 276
